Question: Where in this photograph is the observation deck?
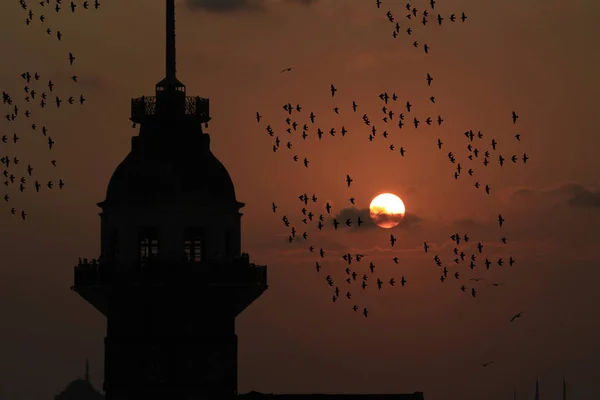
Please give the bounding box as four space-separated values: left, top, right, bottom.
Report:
130 95 211 124
71 253 267 316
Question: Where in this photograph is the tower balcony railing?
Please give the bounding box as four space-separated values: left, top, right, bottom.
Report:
130 95 210 124
73 253 266 288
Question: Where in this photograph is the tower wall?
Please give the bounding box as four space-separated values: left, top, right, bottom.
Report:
103 287 239 398
100 204 242 271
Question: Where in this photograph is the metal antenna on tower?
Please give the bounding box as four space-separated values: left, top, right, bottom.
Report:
166 0 176 80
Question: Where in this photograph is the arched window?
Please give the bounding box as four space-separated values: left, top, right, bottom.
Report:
139 227 159 267
224 229 232 256
111 228 119 257
184 228 203 263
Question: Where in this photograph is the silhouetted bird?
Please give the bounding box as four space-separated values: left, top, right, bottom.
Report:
346 174 353 187
510 312 523 322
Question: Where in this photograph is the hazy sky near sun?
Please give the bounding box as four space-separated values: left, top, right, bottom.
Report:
1 1 600 399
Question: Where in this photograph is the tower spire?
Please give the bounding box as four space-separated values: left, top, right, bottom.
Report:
85 358 90 382
166 0 176 80
563 377 566 400
535 378 539 400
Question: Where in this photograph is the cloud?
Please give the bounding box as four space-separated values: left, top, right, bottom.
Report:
565 185 600 208
285 0 318 4
450 218 489 232
330 207 423 231
77 74 108 91
511 183 600 209
185 0 317 13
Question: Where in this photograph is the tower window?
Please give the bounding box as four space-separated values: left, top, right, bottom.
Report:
184 228 203 263
139 227 159 266
224 230 232 256
111 229 119 256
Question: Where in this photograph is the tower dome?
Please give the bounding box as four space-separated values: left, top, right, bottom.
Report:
101 132 242 209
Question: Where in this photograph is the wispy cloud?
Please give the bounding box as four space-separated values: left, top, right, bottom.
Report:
329 206 423 231
185 0 318 13
511 182 600 209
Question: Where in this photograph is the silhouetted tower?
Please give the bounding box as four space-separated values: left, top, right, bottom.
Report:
562 378 566 400
71 0 268 398
535 378 539 400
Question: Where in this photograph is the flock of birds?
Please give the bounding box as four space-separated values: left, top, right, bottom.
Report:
3 0 531 370
267 158 524 325
1 0 99 219
257 0 530 367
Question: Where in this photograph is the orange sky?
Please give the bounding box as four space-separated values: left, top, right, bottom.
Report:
1 0 600 399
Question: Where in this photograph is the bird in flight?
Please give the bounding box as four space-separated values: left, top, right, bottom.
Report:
510 312 523 322
280 67 293 73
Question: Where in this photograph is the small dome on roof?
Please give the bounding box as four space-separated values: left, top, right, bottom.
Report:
55 379 104 400
55 361 103 400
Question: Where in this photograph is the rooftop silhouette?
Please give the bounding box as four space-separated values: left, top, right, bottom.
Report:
54 360 103 400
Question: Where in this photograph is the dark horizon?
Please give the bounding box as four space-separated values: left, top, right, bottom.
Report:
1 0 599 399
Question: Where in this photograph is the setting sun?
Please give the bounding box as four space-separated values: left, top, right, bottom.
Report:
369 193 406 229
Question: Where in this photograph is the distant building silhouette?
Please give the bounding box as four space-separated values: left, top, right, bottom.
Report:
55 360 104 400
70 0 422 399
513 378 569 400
